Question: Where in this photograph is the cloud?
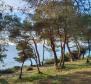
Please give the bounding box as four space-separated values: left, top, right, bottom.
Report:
3 0 28 8
2 0 34 15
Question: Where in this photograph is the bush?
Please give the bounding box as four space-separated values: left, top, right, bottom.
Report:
64 51 80 61
27 67 33 71
0 69 14 74
13 66 21 71
64 53 70 62
44 59 60 65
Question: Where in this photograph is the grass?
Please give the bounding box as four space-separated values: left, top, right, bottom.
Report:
1 60 91 84
0 79 9 84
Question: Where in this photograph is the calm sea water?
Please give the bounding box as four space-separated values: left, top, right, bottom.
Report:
0 44 53 69
0 43 88 69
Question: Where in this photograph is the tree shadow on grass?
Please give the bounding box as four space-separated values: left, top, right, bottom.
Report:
0 79 9 84
14 68 91 84
14 72 66 84
64 71 91 84
33 71 91 84
14 72 51 83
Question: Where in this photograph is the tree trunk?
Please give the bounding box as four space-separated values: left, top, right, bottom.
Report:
19 62 24 79
82 53 85 59
50 39 58 69
33 47 41 73
66 39 73 61
74 37 81 59
35 57 41 73
60 42 65 68
32 37 41 66
86 39 90 63
60 34 66 69
42 40 45 66
30 58 33 66
49 32 58 69
60 43 64 68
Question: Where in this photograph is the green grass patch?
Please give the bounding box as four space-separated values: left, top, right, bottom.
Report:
1 60 91 84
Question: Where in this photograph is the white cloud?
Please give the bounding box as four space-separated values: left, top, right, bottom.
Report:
3 0 28 8
2 0 34 14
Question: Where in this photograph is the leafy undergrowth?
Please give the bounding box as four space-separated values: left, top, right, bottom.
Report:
1 60 91 84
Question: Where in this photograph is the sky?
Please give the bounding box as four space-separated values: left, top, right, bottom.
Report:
3 0 28 9
2 0 34 13
0 0 34 23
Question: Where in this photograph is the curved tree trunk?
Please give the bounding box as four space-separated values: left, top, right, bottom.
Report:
49 30 58 69
32 37 41 66
60 42 66 68
60 34 66 69
74 37 81 59
33 47 41 73
19 62 24 79
35 57 41 73
50 38 58 69
66 39 73 61
60 42 64 68
30 58 33 66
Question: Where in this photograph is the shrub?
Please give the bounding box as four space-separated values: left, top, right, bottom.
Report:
27 67 33 71
44 59 60 65
13 66 21 71
0 69 14 74
64 53 70 62
64 51 80 61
